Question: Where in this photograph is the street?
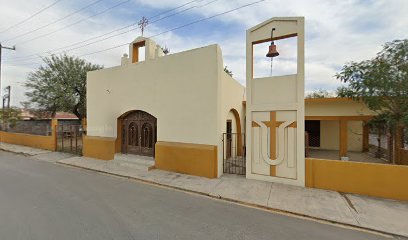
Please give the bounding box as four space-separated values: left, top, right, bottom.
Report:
0 151 390 240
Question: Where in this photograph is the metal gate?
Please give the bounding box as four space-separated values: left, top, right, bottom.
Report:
222 133 246 175
57 124 83 155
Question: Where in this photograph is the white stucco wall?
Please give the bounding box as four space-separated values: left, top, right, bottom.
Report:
319 120 363 152
87 44 222 146
320 120 340 150
347 121 363 152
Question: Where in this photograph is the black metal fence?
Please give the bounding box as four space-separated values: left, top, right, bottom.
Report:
222 133 246 175
57 124 83 155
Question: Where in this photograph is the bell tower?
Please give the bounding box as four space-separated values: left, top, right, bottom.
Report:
246 17 305 186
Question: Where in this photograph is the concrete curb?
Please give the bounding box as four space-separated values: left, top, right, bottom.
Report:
57 161 399 239
0 148 34 157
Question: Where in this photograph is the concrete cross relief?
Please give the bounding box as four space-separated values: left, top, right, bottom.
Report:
251 111 298 180
246 17 305 186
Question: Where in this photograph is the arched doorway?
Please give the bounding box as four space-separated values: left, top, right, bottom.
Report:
120 110 157 157
227 109 243 156
223 108 245 175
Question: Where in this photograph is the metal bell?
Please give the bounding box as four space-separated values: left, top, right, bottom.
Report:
266 43 279 58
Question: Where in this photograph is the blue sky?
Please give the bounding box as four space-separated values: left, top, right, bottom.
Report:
0 0 407 106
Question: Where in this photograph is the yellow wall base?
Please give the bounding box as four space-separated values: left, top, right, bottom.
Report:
306 158 408 201
83 135 116 160
155 141 217 178
0 131 56 151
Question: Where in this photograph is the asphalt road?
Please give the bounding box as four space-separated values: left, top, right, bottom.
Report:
0 151 391 240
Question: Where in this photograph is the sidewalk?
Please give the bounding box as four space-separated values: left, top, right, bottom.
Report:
58 156 408 238
1 143 407 237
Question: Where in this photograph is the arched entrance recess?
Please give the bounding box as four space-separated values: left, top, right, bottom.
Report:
118 110 157 157
228 108 243 156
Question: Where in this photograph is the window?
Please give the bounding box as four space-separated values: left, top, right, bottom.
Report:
305 120 320 147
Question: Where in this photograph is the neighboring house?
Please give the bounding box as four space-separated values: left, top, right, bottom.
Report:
304 98 375 156
3 110 79 136
20 109 78 121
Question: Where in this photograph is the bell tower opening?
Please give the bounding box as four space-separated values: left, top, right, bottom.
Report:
132 40 146 63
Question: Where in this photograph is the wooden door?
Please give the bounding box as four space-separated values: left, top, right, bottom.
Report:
122 111 156 157
140 121 155 156
126 120 141 154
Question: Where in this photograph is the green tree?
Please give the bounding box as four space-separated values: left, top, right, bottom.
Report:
0 107 21 130
24 54 103 120
305 88 332 98
336 39 408 163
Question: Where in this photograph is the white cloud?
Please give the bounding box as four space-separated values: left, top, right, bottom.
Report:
1 0 408 106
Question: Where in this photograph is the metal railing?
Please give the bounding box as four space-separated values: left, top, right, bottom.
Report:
222 133 246 175
57 124 83 155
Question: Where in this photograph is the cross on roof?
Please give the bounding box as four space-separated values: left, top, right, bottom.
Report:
138 16 149 36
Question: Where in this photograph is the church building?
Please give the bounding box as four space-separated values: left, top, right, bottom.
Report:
84 36 245 178
84 18 373 183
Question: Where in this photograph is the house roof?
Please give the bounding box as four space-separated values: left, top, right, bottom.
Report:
54 112 78 119
242 97 355 106
304 97 354 103
19 109 78 120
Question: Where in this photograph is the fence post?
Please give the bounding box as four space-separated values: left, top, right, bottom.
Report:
51 118 58 151
82 118 87 133
395 125 404 165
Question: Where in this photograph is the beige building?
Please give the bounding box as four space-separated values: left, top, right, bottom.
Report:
85 35 373 180
305 98 374 156
85 37 244 178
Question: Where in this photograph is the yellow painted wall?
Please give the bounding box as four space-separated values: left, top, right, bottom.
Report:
155 141 217 178
306 158 408 201
319 120 363 152
305 99 375 116
347 121 363 152
320 120 339 150
82 135 116 160
0 131 56 151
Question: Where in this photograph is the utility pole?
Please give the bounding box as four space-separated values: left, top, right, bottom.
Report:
0 43 16 105
1 85 11 131
0 44 15 131
2 86 10 109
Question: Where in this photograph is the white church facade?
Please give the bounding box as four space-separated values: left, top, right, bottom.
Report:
85 17 374 187
85 36 245 178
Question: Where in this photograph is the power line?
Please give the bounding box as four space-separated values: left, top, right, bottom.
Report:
5 0 206 62
80 0 266 57
0 0 63 34
8 0 266 64
15 0 131 45
3 0 104 42
149 0 201 20
60 0 219 54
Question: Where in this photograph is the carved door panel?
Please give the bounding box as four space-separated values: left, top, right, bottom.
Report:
140 121 155 156
126 120 141 154
121 111 157 157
